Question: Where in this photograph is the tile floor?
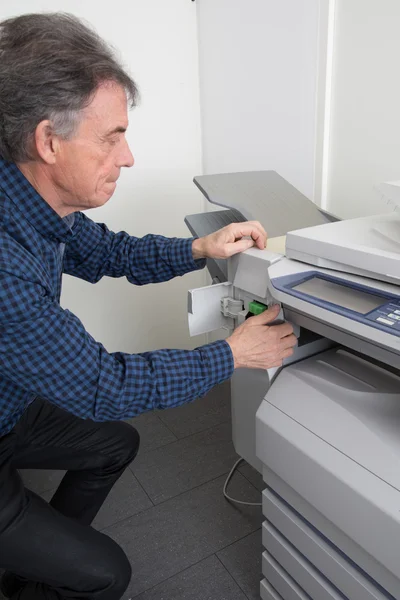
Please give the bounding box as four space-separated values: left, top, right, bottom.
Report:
1 382 264 600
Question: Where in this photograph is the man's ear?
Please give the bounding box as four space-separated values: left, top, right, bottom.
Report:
34 120 60 164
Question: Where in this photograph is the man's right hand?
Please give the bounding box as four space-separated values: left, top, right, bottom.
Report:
226 304 298 370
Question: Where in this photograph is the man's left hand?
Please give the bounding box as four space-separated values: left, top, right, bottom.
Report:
192 221 267 260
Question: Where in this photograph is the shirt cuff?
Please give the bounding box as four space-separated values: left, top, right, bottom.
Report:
196 339 234 388
169 238 206 275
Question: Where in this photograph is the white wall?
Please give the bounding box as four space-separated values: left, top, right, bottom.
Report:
196 0 320 201
2 1 206 353
323 0 400 218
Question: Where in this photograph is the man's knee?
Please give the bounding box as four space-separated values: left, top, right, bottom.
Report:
95 420 140 475
1 535 132 600
103 540 132 597
108 421 140 467
88 535 132 598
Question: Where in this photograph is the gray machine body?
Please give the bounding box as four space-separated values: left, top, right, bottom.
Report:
189 171 334 473
257 348 400 599
186 170 400 600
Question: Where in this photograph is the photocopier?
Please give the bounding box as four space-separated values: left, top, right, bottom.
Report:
185 171 400 600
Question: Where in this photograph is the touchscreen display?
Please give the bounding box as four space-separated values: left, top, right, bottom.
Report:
292 277 386 314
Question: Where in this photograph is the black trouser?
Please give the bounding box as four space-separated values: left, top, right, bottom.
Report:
0 397 140 599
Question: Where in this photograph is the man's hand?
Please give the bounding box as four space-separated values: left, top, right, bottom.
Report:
192 221 267 260
226 305 297 370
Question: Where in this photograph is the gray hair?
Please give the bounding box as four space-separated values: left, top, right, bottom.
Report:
0 12 139 163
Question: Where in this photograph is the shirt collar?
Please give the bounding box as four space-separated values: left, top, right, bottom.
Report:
0 157 74 242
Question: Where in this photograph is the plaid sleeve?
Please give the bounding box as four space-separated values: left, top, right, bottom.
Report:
0 272 233 420
63 212 206 284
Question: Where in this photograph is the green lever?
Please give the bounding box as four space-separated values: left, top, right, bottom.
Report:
248 300 268 316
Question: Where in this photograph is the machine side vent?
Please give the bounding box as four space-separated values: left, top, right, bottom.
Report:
263 520 348 599
262 549 312 600
262 485 394 600
260 578 285 600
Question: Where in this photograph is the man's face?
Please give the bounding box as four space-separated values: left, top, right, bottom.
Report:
53 82 134 212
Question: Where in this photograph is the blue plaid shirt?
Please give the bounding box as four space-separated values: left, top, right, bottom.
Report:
0 158 234 436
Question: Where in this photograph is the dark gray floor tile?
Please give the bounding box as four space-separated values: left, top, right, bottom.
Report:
218 530 263 600
20 469 65 495
131 421 238 504
40 469 152 530
104 472 262 598
131 555 247 600
158 382 231 438
94 469 152 530
239 462 265 493
40 488 55 503
126 411 177 454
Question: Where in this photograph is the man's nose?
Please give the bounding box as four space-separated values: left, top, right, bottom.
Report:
119 138 134 168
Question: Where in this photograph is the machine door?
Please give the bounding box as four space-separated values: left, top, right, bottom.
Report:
187 281 236 337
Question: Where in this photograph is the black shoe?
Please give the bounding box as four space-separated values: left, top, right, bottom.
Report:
0 571 25 598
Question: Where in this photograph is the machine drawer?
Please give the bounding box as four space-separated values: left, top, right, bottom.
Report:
262 550 311 600
262 488 389 600
263 522 343 599
260 578 284 600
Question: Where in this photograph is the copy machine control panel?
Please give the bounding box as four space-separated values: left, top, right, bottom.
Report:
367 303 400 329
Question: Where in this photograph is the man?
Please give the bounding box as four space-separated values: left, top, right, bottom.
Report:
0 12 297 600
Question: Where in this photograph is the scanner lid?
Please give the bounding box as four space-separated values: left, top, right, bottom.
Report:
286 212 400 285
